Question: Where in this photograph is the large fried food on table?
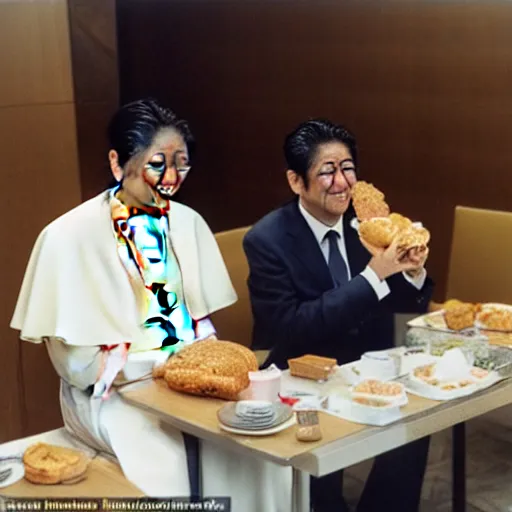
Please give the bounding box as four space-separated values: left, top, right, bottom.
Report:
358 217 398 248
351 181 390 221
23 443 90 485
157 340 258 400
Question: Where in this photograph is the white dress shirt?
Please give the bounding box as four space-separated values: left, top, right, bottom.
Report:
298 201 426 301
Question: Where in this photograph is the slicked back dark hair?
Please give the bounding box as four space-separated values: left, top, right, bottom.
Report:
107 98 195 167
283 119 357 187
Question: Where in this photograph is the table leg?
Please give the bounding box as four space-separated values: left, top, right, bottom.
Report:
292 468 310 512
183 433 201 500
452 422 466 512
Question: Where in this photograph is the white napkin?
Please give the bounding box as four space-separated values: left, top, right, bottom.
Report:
432 348 471 381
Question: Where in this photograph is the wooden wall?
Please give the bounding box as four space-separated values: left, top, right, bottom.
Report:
68 0 119 200
0 0 81 442
116 0 512 302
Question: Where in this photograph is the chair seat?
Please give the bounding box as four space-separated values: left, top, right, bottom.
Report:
254 349 269 367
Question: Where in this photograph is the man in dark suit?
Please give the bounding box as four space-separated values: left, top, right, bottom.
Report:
243 119 433 512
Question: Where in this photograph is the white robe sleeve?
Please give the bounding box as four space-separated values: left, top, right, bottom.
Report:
45 338 102 391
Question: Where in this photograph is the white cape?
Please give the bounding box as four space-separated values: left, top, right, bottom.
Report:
11 190 237 350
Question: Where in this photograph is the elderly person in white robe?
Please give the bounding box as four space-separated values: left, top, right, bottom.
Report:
11 98 292 511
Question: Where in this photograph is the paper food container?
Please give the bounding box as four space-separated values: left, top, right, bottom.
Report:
406 347 496 400
327 393 403 426
350 380 408 407
407 371 478 401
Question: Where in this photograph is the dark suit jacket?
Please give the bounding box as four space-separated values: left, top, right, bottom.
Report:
243 200 434 369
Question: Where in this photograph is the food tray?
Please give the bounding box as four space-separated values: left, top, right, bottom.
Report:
350 380 408 406
405 369 500 401
326 394 404 426
408 303 512 333
404 328 512 371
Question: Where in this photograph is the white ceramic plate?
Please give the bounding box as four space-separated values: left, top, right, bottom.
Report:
218 416 296 436
0 457 24 488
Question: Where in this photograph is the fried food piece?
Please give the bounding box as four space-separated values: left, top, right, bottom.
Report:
23 443 89 485
477 307 512 331
389 213 413 232
353 181 430 254
413 363 436 381
352 181 390 221
353 379 403 396
470 368 489 379
444 303 477 331
395 225 431 251
358 217 398 248
443 299 464 310
158 340 258 400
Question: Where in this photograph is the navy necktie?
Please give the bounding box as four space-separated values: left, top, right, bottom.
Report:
325 230 349 286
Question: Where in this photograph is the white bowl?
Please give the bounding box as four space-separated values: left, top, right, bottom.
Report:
359 352 399 381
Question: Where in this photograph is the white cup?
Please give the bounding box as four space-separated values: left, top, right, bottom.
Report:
248 364 282 402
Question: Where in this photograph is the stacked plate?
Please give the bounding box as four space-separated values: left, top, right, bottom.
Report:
217 400 293 433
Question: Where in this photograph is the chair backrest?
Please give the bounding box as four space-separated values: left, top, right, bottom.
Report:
211 226 253 347
446 205 512 304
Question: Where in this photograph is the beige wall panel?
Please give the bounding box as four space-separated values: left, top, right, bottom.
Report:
0 103 81 442
0 0 73 107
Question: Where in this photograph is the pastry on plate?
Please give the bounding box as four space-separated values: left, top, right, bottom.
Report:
23 443 89 485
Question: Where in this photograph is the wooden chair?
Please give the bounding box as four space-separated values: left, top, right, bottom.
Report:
428 205 512 310
445 205 512 304
212 226 268 366
443 205 512 511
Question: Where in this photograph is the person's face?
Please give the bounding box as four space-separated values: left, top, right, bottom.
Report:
109 128 190 208
287 141 357 225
